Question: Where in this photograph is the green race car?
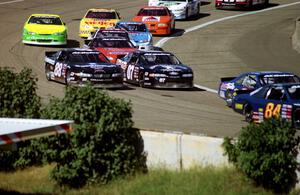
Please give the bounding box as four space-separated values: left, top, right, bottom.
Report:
22 14 67 45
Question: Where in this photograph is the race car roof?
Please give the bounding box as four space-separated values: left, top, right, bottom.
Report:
61 48 100 54
245 71 297 77
96 37 129 41
30 13 61 18
141 6 168 10
87 8 117 12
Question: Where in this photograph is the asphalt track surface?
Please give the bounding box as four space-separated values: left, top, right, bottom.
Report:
0 0 299 137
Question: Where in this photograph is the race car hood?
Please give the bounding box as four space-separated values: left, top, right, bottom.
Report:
129 32 151 42
70 63 122 73
148 64 192 73
133 16 172 23
24 24 66 34
80 18 119 28
96 47 137 55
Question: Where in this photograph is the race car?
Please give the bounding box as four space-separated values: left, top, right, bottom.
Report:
84 29 130 47
215 0 269 9
86 37 137 63
218 71 300 106
115 21 153 46
22 14 67 45
79 9 121 38
232 83 300 129
116 50 194 88
44 48 123 88
133 6 175 35
148 0 200 20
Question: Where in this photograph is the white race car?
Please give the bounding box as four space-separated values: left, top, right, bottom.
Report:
148 0 200 20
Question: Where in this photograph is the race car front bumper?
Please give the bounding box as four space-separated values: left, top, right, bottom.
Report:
144 76 194 89
171 10 187 20
22 34 67 45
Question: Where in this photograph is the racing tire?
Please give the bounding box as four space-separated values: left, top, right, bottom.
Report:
139 72 145 88
264 0 269 7
45 64 52 81
248 0 253 9
244 104 253 123
65 70 71 86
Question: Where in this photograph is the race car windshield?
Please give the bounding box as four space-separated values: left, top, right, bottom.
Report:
259 75 300 85
68 53 108 63
137 9 168 16
287 86 300 100
122 24 147 32
91 39 134 48
96 32 128 39
85 11 116 19
28 16 62 25
143 54 181 65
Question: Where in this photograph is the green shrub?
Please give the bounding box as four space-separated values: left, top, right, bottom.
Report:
223 118 300 193
41 85 147 188
0 67 40 118
0 67 41 170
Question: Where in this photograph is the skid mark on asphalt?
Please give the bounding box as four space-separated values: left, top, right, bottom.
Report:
155 1 300 93
0 0 24 5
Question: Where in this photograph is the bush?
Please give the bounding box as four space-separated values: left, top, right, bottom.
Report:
0 67 40 118
0 67 41 170
41 85 147 188
223 118 300 193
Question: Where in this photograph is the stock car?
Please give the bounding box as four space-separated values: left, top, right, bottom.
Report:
215 0 269 9
232 83 300 129
79 9 121 38
116 50 194 88
218 71 300 106
133 6 175 35
22 14 67 45
115 21 153 46
87 37 137 63
84 29 130 47
148 0 200 20
44 48 123 88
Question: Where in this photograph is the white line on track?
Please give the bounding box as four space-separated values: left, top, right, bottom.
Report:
155 1 300 93
0 0 24 5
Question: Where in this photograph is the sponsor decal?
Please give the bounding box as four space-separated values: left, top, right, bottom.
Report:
142 16 160 22
235 103 243 110
85 21 115 26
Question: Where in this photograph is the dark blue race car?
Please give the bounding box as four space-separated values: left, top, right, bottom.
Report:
218 71 300 106
115 21 153 47
116 50 193 89
232 83 300 129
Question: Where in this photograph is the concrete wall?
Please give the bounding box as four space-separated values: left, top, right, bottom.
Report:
140 130 229 170
292 17 300 53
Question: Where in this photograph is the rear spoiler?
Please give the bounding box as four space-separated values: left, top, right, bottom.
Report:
220 77 236 82
45 51 57 58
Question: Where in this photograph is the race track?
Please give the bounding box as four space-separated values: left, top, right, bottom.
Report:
0 0 299 137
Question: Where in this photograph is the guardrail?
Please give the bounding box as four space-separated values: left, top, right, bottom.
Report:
292 17 300 53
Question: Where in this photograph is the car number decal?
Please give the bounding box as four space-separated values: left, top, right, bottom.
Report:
264 103 281 118
126 64 135 80
54 62 64 77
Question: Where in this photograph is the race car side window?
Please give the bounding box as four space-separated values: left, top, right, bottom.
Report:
266 88 286 101
235 76 246 85
129 54 138 65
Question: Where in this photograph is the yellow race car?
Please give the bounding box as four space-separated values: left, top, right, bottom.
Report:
79 9 121 38
22 14 67 45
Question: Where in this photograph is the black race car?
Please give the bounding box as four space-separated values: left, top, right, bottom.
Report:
44 48 123 88
116 50 193 88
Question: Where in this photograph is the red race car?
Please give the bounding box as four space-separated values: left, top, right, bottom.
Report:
87 37 137 63
133 6 175 35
